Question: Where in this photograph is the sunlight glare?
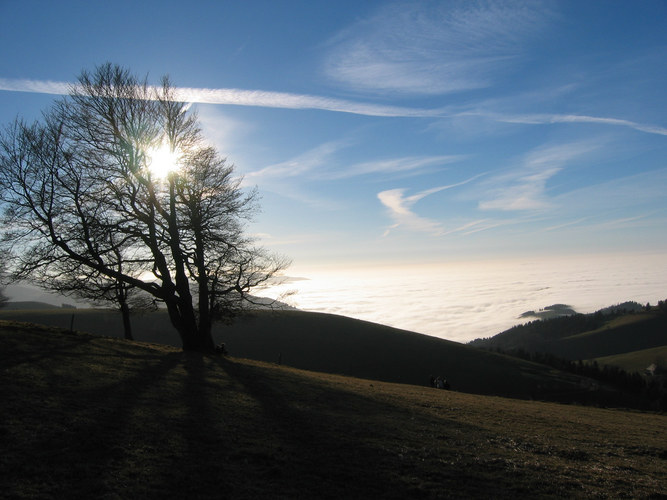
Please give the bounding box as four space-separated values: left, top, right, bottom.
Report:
147 143 180 179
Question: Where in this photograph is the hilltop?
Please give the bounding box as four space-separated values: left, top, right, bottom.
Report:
1 322 665 498
0 306 642 406
469 302 667 364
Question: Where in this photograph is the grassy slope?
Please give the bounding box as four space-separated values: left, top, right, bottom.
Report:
216 310 591 399
1 322 666 499
552 312 667 360
471 310 667 366
593 345 667 373
0 308 616 402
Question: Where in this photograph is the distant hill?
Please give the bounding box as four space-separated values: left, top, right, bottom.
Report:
2 300 67 310
469 303 667 368
519 303 577 320
216 310 597 401
0 307 640 405
2 323 665 498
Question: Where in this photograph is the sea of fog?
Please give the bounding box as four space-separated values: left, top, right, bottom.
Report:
268 253 667 344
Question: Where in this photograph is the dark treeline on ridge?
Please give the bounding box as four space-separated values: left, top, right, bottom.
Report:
470 300 667 410
469 301 649 350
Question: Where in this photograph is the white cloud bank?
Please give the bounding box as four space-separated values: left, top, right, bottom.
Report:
267 253 667 343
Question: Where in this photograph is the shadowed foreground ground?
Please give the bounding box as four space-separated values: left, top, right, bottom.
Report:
1 322 666 498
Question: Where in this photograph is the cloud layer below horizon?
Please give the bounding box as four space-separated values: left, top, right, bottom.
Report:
269 253 667 343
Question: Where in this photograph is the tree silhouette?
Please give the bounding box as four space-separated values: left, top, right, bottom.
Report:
0 264 8 309
0 63 289 351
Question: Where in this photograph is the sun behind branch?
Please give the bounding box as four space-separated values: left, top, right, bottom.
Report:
146 142 180 179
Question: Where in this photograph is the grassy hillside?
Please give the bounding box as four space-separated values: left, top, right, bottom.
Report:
593 345 667 373
555 312 667 360
0 307 144 336
470 308 667 364
0 307 631 404
1 322 666 498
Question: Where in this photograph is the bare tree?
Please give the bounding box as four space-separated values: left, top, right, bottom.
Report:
36 257 154 341
0 63 289 351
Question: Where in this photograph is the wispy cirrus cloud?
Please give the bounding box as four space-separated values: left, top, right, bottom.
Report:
479 167 560 211
0 77 442 118
478 141 600 211
595 213 659 230
539 211 665 238
550 168 667 219
3 77 667 138
325 1 552 95
247 139 464 184
173 86 445 117
443 218 519 236
245 140 348 184
325 155 466 180
541 217 591 232
378 188 447 236
480 111 667 137
378 175 483 236
492 168 667 236
0 78 71 95
243 140 467 211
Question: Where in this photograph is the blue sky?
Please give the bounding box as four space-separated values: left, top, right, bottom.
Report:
1 0 666 271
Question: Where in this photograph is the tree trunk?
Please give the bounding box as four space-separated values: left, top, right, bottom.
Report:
165 299 216 352
119 300 134 341
179 325 216 353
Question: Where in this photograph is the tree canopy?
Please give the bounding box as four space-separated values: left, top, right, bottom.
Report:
0 63 289 351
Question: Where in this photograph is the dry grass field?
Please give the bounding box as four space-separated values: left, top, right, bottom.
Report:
1 321 666 498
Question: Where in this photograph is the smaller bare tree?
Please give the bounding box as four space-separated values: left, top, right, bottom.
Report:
0 264 8 309
36 263 156 341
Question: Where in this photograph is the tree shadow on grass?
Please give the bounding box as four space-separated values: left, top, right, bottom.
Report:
0 325 96 370
2 327 599 499
219 359 500 499
219 358 605 499
0 341 183 499
159 352 241 498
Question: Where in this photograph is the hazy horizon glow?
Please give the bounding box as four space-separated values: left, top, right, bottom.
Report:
268 252 667 343
0 1 665 341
